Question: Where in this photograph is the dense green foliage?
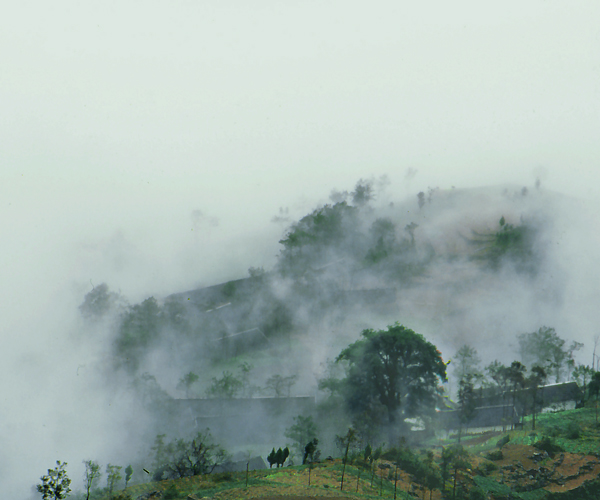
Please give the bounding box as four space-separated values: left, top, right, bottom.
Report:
335 324 447 429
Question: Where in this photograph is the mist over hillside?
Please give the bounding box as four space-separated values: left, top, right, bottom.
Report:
54 181 591 487
7 178 599 499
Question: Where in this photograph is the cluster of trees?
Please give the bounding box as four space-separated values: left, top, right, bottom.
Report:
266 447 289 468
277 179 434 282
78 179 545 420
40 318 600 499
179 363 298 399
36 461 133 500
470 216 539 275
452 326 588 434
149 430 228 481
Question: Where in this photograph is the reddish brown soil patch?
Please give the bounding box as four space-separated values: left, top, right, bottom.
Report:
249 497 357 500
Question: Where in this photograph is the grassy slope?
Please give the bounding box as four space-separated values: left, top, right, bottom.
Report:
99 403 600 500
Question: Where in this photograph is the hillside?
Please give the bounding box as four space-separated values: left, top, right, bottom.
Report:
86 402 600 500
67 181 599 500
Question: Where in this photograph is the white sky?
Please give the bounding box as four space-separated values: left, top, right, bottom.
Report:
2 1 599 299
1 1 600 496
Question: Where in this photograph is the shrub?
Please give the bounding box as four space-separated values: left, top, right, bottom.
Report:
468 486 487 500
112 494 132 500
485 450 503 461
533 436 564 457
478 462 499 476
496 435 510 448
162 484 181 500
566 421 581 439
214 472 233 482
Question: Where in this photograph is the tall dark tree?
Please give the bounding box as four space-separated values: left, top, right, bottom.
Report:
303 439 318 465
335 324 447 431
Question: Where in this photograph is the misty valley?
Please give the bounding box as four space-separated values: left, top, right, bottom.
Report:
38 181 600 500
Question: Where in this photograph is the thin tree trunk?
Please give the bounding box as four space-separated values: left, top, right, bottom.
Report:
393 465 398 500
340 443 349 491
356 467 361 492
453 468 458 499
371 461 375 487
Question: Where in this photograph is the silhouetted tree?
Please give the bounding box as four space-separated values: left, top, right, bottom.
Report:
303 439 318 465
124 464 133 489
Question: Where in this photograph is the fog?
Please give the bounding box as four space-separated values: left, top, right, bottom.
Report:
2 1 600 498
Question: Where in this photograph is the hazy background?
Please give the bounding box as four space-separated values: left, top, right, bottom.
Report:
1 1 599 497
